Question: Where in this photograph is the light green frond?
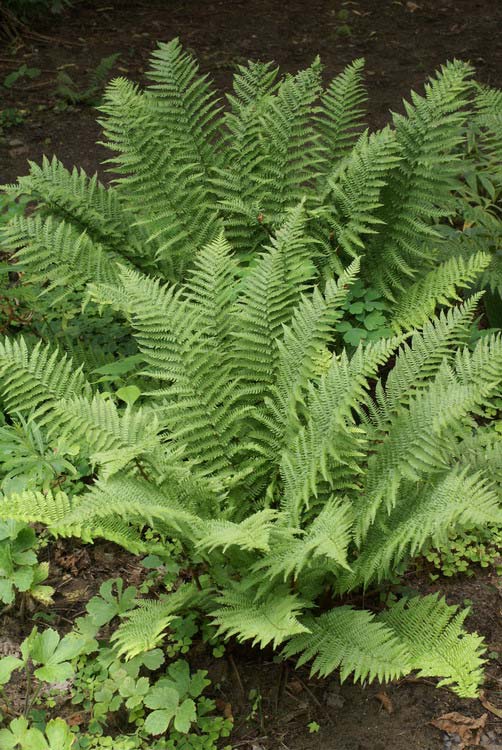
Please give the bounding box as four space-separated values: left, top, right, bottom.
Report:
232 202 316 389
62 477 203 542
315 128 400 270
362 60 474 298
368 297 481 428
0 338 89 424
112 585 204 658
0 490 149 554
55 395 161 478
263 259 360 454
2 156 144 258
474 85 502 165
283 606 409 682
100 268 246 474
454 331 502 393
210 585 308 649
146 38 222 179
256 497 353 581
358 367 494 541
100 77 220 278
281 336 400 525
378 594 486 697
2 213 121 305
215 61 281 253
215 59 323 232
452 427 502 489
340 466 501 591
259 59 323 216
316 58 367 166
391 252 491 331
184 231 237 347
197 509 278 554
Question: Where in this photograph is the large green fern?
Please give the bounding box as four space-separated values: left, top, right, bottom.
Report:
0 40 501 699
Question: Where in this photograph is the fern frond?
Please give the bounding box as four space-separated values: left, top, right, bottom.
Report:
362 60 474 298
2 213 121 305
0 490 149 553
316 58 367 166
283 606 409 682
255 497 353 581
281 336 400 525
184 231 237 347
112 584 204 658
62 477 204 542
357 365 495 541
211 585 308 649
0 338 89 424
340 466 501 591
262 259 360 458
55 395 161 478
100 78 220 278
214 61 280 253
97 266 246 474
315 128 400 271
378 594 486 697
391 252 491 331
146 38 222 179
2 156 144 259
368 296 481 428
197 510 278 554
232 202 316 389
259 59 323 217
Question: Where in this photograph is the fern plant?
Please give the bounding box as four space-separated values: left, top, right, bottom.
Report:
0 40 501 697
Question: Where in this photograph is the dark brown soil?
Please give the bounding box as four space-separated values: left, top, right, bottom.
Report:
1 0 502 185
1 1 502 748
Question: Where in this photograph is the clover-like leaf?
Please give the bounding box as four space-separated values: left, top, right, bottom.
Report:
29 628 85 683
0 655 23 686
174 698 196 733
144 683 180 735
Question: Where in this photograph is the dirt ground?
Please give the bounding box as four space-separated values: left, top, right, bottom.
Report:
1 1 502 748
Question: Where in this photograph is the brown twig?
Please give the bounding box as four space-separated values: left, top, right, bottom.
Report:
228 652 245 697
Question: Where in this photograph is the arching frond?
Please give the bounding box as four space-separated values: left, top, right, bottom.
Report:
378 594 486 698
316 58 367 166
210 585 308 649
283 606 409 682
0 338 89 424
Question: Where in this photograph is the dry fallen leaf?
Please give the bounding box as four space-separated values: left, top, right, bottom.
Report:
480 691 502 719
406 1 420 11
430 711 488 749
376 690 394 714
287 678 304 695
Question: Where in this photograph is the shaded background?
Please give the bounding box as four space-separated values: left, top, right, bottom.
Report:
1 0 501 184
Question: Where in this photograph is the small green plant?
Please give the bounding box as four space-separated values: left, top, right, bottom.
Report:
424 525 502 579
308 720 321 734
0 109 24 137
55 55 120 107
0 717 74 750
0 521 53 607
335 279 392 346
0 414 83 495
0 583 232 749
2 64 40 90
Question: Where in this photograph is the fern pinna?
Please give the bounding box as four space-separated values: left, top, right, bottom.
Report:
0 39 501 697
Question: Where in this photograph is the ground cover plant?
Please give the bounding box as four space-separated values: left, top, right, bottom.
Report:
0 38 501 746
